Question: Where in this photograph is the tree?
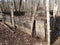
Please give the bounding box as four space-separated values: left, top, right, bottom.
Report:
46 0 50 45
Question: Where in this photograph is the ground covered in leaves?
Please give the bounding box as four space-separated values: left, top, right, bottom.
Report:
0 23 38 45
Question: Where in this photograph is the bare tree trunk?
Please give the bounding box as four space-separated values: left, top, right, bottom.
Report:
46 0 50 45
19 0 22 11
10 6 15 27
1 0 5 11
0 3 3 11
0 1 3 22
31 0 39 37
53 0 58 18
1 0 6 23
7 0 10 11
13 0 17 11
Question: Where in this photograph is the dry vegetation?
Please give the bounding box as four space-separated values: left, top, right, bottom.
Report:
0 22 37 45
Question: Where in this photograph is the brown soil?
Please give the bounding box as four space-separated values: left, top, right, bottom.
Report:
0 23 41 45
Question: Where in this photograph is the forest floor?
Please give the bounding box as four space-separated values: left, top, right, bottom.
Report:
0 22 46 45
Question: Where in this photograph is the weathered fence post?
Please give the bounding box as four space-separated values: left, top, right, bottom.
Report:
10 6 15 28
46 0 50 45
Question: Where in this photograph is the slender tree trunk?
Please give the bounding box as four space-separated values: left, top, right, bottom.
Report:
13 0 17 11
1 0 6 23
19 0 22 11
46 0 50 45
7 0 10 11
31 0 39 37
10 6 15 27
1 0 5 11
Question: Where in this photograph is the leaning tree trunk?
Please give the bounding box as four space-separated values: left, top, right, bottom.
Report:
31 0 39 37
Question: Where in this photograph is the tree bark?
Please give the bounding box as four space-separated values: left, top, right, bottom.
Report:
10 6 15 27
46 0 50 45
19 0 22 11
31 0 39 37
